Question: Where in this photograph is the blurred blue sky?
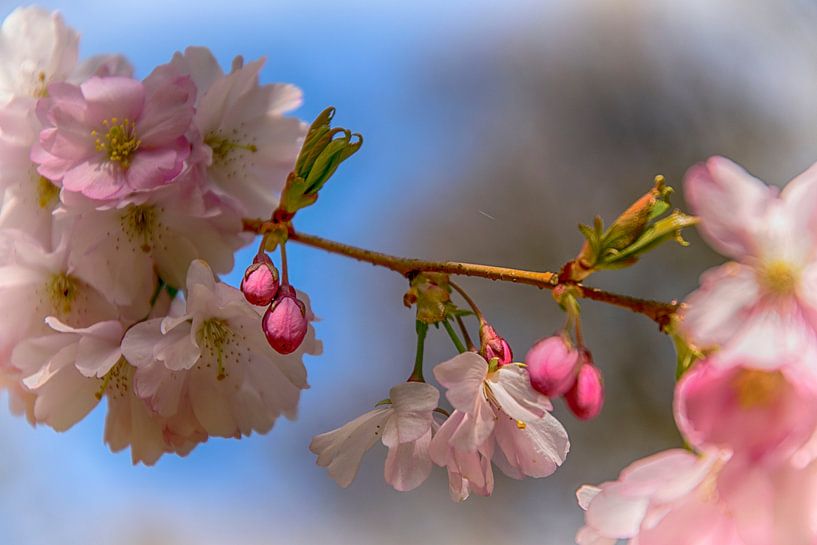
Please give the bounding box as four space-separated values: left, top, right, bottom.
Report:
6 1 817 544
0 1 566 544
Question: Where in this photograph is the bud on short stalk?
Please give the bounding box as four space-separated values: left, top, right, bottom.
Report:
241 254 279 306
262 285 308 354
480 322 513 365
565 358 604 420
525 336 580 397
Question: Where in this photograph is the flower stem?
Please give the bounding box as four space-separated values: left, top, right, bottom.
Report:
442 319 467 354
410 320 429 382
449 281 484 323
456 315 477 351
241 219 680 328
280 242 289 284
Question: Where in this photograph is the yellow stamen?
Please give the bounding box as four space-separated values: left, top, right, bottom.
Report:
93 118 141 168
120 205 157 252
205 132 257 163
758 260 799 296
733 369 786 409
36 176 59 209
198 318 233 381
46 273 78 315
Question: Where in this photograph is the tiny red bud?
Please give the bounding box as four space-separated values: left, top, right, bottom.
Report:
241 254 279 306
565 360 604 420
525 336 580 397
480 322 513 365
262 285 307 354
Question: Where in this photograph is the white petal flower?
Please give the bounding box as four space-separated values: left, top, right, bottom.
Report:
171 47 305 217
310 381 440 491
121 260 320 439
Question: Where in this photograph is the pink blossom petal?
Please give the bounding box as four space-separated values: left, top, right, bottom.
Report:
684 156 774 260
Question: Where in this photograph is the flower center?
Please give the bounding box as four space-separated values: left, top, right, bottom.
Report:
92 117 141 168
36 175 59 209
95 358 130 400
46 273 79 316
120 205 157 252
758 260 799 296
197 318 233 381
733 369 786 409
204 131 257 163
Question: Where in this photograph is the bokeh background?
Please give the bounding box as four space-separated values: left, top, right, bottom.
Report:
2 0 817 543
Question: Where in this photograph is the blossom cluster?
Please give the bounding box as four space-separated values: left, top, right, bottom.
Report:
5 5 817 540
0 6 320 463
576 157 817 544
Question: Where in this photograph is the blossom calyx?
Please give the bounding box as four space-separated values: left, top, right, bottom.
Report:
525 335 580 397
262 284 308 354
568 177 697 281
241 254 279 306
403 272 453 325
565 358 604 420
279 107 362 214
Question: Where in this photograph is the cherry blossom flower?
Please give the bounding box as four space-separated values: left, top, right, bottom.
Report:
674 358 817 463
576 449 739 545
121 260 321 439
681 156 817 366
577 447 817 545
64 179 246 306
310 381 439 491
0 6 79 102
169 47 305 217
0 231 116 368
429 351 569 501
32 64 196 200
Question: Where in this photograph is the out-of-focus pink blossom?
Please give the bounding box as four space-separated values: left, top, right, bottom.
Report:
681 157 817 367
525 335 580 397
32 66 195 200
241 253 279 306
675 358 817 462
262 284 308 354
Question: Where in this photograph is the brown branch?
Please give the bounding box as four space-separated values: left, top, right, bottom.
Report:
241 218 680 328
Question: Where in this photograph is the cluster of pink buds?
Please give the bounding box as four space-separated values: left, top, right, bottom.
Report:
240 252 308 354
525 335 604 420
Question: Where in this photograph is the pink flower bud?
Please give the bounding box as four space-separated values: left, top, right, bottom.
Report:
262 285 307 354
241 254 279 306
525 336 580 397
480 322 513 365
565 361 604 420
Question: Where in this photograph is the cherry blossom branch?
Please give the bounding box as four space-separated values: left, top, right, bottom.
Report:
242 218 681 328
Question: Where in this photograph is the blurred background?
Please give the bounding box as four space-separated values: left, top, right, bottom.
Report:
3 0 817 543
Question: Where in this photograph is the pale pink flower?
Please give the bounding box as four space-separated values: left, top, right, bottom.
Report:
169 47 305 217
576 449 739 545
681 156 817 366
310 381 439 491
577 448 817 545
0 7 78 102
32 64 195 200
0 230 116 368
64 180 246 307
429 352 569 501
121 260 321 439
674 358 817 463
